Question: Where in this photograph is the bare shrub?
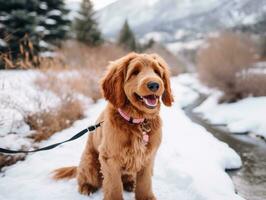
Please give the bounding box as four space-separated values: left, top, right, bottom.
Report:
238 73 266 96
29 71 88 142
37 40 130 100
26 97 83 142
0 41 129 169
28 41 125 143
38 56 68 70
0 35 41 69
59 40 128 70
197 32 259 102
37 68 101 101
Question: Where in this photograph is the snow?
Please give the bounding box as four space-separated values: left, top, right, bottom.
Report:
0 38 7 47
0 71 60 150
176 74 266 139
39 51 58 58
195 94 266 138
237 62 266 76
0 76 243 200
36 26 46 32
48 10 62 16
45 18 57 25
40 2 48 10
142 32 171 43
242 14 257 25
175 73 213 95
171 78 199 108
0 70 91 150
174 30 189 40
97 0 226 36
166 40 204 52
39 40 50 48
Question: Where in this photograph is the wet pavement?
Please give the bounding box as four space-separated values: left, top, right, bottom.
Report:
184 94 266 200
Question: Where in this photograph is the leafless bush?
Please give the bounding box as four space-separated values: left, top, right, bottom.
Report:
238 73 266 96
26 96 83 142
0 35 41 69
0 154 25 171
59 40 128 70
0 41 130 169
197 32 259 102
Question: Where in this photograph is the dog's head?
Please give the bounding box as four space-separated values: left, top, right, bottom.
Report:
101 53 174 115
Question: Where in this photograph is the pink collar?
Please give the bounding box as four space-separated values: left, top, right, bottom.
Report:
118 108 145 124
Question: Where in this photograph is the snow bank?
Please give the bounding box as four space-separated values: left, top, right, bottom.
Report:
195 94 266 138
166 40 204 52
0 70 60 150
173 73 213 98
177 73 266 139
171 77 199 108
0 70 91 151
0 77 243 200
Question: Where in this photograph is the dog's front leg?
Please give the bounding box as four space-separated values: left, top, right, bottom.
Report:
135 160 156 200
100 155 123 200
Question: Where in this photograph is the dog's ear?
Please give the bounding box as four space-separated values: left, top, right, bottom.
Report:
101 52 138 108
151 54 174 107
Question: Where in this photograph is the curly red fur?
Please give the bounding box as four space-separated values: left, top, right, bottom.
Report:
53 53 173 200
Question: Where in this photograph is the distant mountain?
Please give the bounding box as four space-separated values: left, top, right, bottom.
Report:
97 0 266 42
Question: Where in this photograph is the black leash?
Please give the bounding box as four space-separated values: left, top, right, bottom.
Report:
0 121 103 154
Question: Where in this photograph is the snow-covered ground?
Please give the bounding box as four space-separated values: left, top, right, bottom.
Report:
195 94 266 138
175 74 266 139
0 71 60 150
0 70 91 151
0 76 243 200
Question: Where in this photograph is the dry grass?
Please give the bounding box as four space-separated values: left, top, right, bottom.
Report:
0 154 25 171
197 32 260 102
29 72 86 142
17 41 128 144
0 41 129 169
59 40 128 71
238 73 266 96
38 40 130 100
0 34 41 69
26 97 83 142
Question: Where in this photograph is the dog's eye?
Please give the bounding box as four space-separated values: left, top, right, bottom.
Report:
154 69 161 77
132 69 140 76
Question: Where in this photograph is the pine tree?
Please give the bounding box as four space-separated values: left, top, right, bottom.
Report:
0 0 71 69
0 0 41 69
74 0 102 46
118 20 137 51
39 0 70 45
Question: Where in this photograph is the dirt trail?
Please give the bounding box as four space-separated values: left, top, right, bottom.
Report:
184 94 266 200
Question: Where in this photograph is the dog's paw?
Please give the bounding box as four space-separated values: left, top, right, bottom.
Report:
147 196 157 200
123 180 135 192
78 183 98 195
136 194 157 200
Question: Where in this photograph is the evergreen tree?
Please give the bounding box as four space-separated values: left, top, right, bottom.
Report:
39 0 70 45
74 0 102 46
0 0 40 68
0 0 70 69
118 20 137 51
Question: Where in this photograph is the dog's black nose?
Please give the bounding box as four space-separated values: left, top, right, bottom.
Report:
147 82 159 92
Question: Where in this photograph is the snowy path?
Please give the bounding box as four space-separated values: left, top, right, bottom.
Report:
0 78 244 200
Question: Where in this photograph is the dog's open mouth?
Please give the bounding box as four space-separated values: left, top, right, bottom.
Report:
135 93 159 109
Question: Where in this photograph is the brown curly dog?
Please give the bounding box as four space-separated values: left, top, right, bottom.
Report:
53 52 174 200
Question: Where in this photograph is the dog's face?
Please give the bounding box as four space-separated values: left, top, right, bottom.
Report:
101 53 174 115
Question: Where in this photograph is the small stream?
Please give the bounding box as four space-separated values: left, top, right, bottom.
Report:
184 94 266 200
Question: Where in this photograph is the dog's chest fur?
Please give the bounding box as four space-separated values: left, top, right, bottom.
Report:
120 129 151 173
105 108 162 173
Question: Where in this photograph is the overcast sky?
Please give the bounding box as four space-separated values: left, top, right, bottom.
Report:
67 0 117 10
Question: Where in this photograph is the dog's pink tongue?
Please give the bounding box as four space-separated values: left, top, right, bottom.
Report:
147 97 156 105
146 96 157 105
